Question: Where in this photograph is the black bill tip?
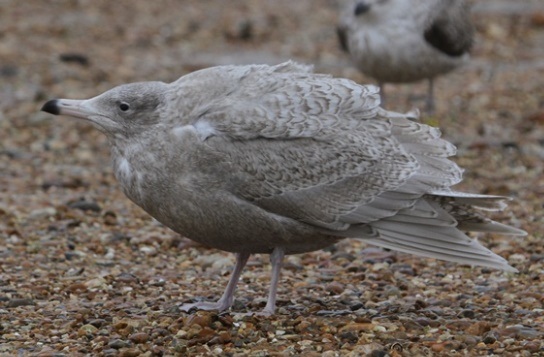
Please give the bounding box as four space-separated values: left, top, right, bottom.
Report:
41 99 60 115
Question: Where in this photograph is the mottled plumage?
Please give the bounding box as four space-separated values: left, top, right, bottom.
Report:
337 0 474 112
41 61 524 315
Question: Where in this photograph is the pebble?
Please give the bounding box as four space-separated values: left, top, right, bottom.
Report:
89 319 107 328
194 254 233 270
108 339 130 349
371 262 389 271
116 272 139 283
338 330 359 343
64 251 81 260
522 340 542 353
500 325 541 339
339 322 375 333
217 314 234 327
530 253 544 262
458 308 475 318
331 252 356 262
104 247 115 259
113 319 141 334
298 339 314 347
185 325 203 339
316 309 352 316
430 342 445 352
139 246 158 256
6 298 34 308
27 207 57 220
460 335 478 347
103 348 118 357
211 256 235 270
176 330 188 338
118 348 141 357
129 332 149 344
325 281 345 295
294 320 314 334
84 277 107 289
350 343 387 357
508 253 527 263
466 321 490 335
67 199 101 212
383 285 401 297
349 302 364 311
59 52 90 66
390 263 415 276
475 342 487 349
103 210 118 225
78 324 98 337
208 331 231 345
193 326 216 343
482 331 498 344
414 317 433 327
474 285 494 293
67 282 87 293
184 312 213 328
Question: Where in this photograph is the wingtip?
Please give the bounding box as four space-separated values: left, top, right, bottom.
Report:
504 265 519 273
510 228 528 237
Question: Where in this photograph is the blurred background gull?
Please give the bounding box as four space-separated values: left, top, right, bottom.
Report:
337 0 474 113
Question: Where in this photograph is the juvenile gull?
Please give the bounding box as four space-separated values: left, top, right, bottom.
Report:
41 61 525 315
337 0 474 112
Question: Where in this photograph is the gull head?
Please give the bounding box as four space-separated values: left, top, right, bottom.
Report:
41 81 168 138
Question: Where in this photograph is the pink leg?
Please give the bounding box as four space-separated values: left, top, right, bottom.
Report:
180 252 250 313
378 82 386 107
260 247 285 316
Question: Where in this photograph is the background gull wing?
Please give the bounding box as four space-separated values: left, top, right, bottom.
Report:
423 0 474 57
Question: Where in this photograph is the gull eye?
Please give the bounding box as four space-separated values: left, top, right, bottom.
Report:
119 102 130 111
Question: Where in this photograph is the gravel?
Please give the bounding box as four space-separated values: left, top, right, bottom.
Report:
1 0 543 355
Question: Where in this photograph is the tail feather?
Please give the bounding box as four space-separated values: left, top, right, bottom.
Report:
457 220 527 236
426 194 526 235
429 190 510 210
342 191 420 224
386 211 456 227
366 196 521 271
371 221 472 244
362 233 516 272
337 195 524 272
418 154 463 174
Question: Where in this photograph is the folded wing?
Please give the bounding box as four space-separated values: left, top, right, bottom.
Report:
175 62 525 270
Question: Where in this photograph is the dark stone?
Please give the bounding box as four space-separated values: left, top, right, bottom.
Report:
59 53 90 66
339 330 359 343
67 199 101 212
108 339 130 349
458 309 476 318
6 298 35 308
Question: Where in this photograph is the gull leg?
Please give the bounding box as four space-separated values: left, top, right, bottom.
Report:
260 247 285 316
426 78 436 114
378 82 386 107
180 252 250 313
